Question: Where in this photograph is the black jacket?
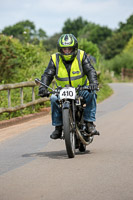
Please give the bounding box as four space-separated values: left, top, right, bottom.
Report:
41 51 98 87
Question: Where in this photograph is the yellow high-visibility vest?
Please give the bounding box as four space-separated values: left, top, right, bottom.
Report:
52 49 88 88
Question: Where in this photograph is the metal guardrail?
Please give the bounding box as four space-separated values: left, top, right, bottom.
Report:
0 81 50 114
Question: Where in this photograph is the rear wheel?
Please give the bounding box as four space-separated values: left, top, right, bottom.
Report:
63 108 75 158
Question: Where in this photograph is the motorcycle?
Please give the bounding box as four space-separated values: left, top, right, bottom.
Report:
35 78 100 158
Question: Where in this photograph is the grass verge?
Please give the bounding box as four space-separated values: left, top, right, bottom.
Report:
97 83 113 103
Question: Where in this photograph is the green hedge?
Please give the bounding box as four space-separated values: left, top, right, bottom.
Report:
104 49 133 75
0 34 50 83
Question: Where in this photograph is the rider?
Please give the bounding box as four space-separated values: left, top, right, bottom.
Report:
39 34 99 139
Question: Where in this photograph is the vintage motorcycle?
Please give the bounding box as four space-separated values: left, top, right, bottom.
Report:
35 78 99 158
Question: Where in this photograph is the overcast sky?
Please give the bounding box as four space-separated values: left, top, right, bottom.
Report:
0 0 133 36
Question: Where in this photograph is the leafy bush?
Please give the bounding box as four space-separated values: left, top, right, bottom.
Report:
123 36 133 53
78 38 101 68
0 34 51 120
104 50 133 74
0 34 50 83
100 31 131 60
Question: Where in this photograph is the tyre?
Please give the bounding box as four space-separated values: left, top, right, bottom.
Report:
63 108 75 158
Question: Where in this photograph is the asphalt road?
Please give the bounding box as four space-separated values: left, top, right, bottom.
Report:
0 83 133 200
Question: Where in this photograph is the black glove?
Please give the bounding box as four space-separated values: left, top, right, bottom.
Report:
38 86 48 97
89 83 99 91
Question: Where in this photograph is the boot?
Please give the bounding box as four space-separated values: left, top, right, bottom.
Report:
50 126 62 139
85 122 100 136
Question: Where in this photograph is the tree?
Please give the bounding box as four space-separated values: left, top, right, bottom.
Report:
43 33 61 51
123 36 133 52
78 38 100 66
2 20 35 41
37 28 47 40
78 22 97 38
79 23 112 46
89 26 112 45
118 14 133 34
62 16 88 37
100 31 132 59
2 20 47 43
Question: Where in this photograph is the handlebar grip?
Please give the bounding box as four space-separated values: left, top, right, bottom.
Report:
83 86 99 92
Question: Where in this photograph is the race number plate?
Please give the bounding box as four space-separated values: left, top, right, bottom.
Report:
60 87 76 100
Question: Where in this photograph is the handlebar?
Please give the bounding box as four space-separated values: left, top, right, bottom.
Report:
76 85 99 92
35 78 99 97
35 78 54 91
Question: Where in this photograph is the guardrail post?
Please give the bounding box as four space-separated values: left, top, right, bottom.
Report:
7 89 11 119
32 86 35 101
32 86 35 111
8 89 11 107
20 87 23 105
121 68 124 80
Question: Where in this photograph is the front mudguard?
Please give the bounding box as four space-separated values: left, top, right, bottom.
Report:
62 101 70 109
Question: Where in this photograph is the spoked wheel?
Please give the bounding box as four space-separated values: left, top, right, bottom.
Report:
63 108 75 158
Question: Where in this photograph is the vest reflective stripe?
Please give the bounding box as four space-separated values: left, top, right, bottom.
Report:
52 50 88 87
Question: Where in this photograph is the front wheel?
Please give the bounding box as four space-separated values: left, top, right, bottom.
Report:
62 108 75 158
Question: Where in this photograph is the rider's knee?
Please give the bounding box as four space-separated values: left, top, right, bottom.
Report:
50 94 58 103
